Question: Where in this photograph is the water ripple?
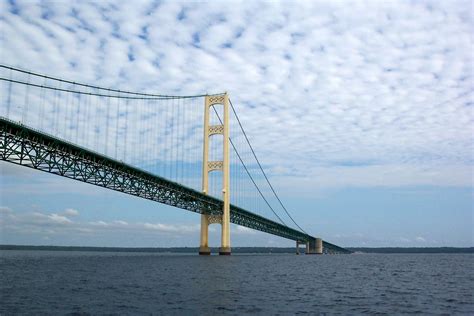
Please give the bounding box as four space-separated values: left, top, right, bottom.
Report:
0 252 472 314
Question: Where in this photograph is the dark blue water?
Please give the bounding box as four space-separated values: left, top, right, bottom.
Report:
1 251 472 315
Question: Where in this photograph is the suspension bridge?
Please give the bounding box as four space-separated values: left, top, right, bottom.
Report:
0 65 350 255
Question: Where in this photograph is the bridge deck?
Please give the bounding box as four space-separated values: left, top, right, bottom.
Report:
0 117 350 254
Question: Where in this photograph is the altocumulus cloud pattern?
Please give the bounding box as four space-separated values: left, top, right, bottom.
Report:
0 0 472 193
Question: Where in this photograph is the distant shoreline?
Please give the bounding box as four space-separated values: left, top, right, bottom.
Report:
1 245 472 254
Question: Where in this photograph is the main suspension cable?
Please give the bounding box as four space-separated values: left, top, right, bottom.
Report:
229 99 308 235
0 77 218 100
0 64 224 99
210 106 289 227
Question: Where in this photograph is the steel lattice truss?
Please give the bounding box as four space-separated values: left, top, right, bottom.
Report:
0 117 351 254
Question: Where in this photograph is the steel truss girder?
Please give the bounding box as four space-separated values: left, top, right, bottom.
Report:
0 117 351 254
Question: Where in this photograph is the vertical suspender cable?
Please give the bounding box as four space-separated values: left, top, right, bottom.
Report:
22 73 30 124
39 77 46 131
6 68 12 118
124 98 129 163
211 106 287 226
75 86 80 145
115 96 120 160
105 91 111 156
229 99 308 234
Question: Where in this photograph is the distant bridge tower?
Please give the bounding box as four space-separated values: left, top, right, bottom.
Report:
199 93 231 255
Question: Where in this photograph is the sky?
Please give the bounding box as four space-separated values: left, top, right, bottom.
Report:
0 0 473 248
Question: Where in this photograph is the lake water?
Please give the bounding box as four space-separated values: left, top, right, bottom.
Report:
0 251 472 314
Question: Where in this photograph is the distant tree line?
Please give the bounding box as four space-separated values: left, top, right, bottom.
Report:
348 247 473 253
1 245 473 253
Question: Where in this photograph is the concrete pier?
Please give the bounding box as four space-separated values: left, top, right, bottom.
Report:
296 240 309 255
198 246 211 255
296 238 324 254
219 247 231 255
306 238 323 254
315 238 323 254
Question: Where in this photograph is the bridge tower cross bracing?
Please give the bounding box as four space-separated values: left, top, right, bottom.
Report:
199 93 231 255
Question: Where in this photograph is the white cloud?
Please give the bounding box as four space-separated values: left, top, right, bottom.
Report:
29 211 72 225
0 205 465 247
63 208 79 217
0 0 472 219
113 220 128 226
89 221 108 227
0 206 13 214
0 206 14 225
90 220 129 227
415 236 426 242
235 225 256 235
0 206 202 241
143 222 199 233
48 213 72 224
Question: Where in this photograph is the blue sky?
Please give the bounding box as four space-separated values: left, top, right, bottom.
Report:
0 0 473 247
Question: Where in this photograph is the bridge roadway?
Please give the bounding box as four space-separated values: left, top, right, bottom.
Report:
0 117 350 254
